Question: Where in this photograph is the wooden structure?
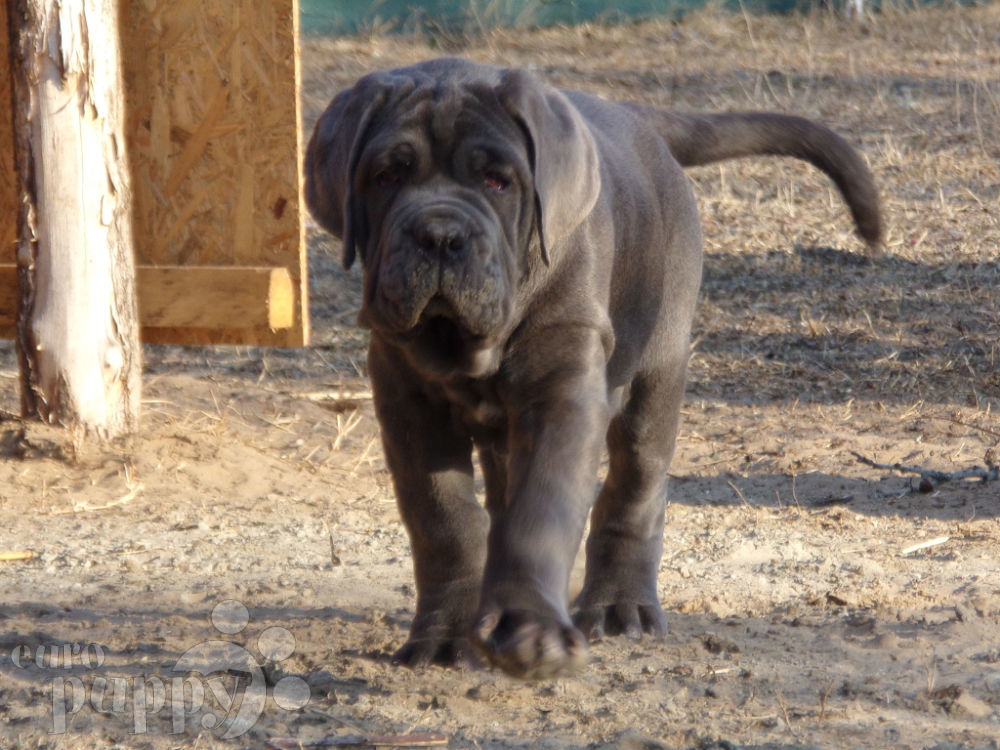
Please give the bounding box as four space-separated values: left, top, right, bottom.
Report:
8 0 144 433
1 0 308 347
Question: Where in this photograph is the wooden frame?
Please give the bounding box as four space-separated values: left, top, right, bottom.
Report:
1 0 309 346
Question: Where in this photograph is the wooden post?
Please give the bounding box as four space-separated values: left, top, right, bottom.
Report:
8 0 141 437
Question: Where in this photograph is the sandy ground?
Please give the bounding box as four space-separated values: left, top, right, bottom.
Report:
2 4 1000 748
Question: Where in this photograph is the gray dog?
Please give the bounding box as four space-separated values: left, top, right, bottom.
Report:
306 57 881 679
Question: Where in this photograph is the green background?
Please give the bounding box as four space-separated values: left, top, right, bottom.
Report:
301 0 848 34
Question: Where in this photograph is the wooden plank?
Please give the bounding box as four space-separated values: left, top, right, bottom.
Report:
121 0 309 346
0 264 295 336
140 325 296 346
137 266 294 330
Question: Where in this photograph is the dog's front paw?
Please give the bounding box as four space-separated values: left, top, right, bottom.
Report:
472 608 588 679
393 631 482 670
572 546 668 641
572 599 668 641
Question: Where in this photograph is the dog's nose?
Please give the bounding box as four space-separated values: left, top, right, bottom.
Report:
412 216 469 258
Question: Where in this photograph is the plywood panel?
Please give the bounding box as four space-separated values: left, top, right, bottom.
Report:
1 1 308 346
0 264 14 339
1 0 17 271
122 0 307 345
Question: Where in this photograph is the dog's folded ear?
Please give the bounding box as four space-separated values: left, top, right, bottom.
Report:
305 76 395 270
498 69 601 264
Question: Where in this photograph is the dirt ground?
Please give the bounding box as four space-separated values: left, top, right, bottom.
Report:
3 4 1000 748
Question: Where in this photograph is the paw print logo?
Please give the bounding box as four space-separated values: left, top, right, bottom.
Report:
171 600 310 739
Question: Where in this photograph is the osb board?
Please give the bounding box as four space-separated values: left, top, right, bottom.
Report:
1 0 16 277
122 0 308 346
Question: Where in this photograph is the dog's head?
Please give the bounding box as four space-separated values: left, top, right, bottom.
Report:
305 58 601 377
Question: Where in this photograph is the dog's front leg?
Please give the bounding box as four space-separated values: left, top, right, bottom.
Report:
368 337 489 669
473 326 609 678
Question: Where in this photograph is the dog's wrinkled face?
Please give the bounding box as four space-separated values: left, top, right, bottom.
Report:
353 86 535 376
306 59 602 378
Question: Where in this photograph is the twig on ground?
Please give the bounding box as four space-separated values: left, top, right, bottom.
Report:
818 682 835 727
296 389 373 413
266 732 448 749
322 518 342 566
901 536 950 556
727 480 752 508
811 494 855 508
851 451 999 492
926 413 1000 440
50 483 143 514
332 409 364 452
776 691 795 735
0 550 35 562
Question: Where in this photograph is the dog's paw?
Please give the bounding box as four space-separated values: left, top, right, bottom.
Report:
392 634 482 670
472 609 588 679
572 599 668 641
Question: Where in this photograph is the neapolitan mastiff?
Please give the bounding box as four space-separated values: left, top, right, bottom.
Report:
306 58 881 678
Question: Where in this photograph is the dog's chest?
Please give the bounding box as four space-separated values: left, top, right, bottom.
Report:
442 377 506 439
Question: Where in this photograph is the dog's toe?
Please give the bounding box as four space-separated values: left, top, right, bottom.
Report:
392 636 481 670
573 601 668 642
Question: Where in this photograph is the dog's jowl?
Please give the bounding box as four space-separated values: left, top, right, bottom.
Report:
305 57 881 679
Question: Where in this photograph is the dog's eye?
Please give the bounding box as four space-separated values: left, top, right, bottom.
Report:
375 162 411 189
376 169 402 188
484 174 510 193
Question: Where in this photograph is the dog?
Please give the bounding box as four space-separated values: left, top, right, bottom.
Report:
305 57 881 679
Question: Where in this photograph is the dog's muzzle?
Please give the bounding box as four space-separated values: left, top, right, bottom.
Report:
367 200 509 327
407 207 481 262
360 199 514 377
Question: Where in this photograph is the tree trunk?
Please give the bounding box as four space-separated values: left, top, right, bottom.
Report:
8 0 141 438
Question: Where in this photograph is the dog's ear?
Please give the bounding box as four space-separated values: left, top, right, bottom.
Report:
498 69 601 264
305 77 391 270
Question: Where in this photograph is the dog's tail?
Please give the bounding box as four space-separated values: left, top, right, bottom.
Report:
645 110 883 251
